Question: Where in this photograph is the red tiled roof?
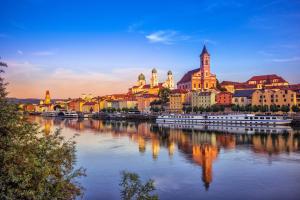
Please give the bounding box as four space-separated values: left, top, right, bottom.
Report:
171 89 188 94
220 81 242 86
83 102 96 106
235 83 256 89
142 84 151 89
247 74 287 83
139 94 159 98
177 68 199 84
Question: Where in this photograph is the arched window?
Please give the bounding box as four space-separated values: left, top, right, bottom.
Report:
205 59 208 65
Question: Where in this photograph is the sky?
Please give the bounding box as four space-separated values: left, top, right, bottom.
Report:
1 0 300 99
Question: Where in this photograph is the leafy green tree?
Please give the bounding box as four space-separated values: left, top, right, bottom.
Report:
120 171 158 200
252 105 259 113
193 106 199 113
158 88 171 104
212 105 220 112
291 105 300 113
0 61 85 199
281 105 290 113
270 105 279 113
186 106 192 113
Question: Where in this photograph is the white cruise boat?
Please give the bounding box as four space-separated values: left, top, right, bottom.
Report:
157 123 293 135
156 114 292 125
63 111 79 118
41 111 58 117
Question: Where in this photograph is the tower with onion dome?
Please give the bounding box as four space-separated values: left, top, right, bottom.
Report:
150 68 158 88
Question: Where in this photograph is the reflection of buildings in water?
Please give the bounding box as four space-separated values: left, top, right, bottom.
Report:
138 135 146 153
27 116 300 190
152 137 160 160
252 134 299 154
192 144 218 190
168 142 175 157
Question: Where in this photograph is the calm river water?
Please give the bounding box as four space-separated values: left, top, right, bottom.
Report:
29 116 300 200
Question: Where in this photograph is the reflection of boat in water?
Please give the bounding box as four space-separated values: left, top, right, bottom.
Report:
41 111 58 117
157 114 292 125
56 111 79 118
156 123 293 134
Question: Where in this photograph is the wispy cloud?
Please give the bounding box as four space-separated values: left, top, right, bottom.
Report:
145 30 190 45
17 50 23 55
257 50 273 56
32 51 55 56
269 56 300 62
127 21 144 33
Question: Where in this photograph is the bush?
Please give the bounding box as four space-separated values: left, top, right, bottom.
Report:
120 171 158 200
291 105 300 113
0 61 85 199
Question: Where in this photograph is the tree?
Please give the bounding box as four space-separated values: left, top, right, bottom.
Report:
0 61 85 199
270 105 279 113
291 105 300 113
120 171 158 200
193 106 199 113
281 105 290 113
158 88 171 104
252 105 259 113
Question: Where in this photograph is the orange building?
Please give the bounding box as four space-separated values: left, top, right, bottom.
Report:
216 91 232 106
177 45 217 90
169 89 189 113
221 74 289 93
136 94 159 113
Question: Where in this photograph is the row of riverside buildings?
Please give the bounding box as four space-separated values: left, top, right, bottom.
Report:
22 45 300 114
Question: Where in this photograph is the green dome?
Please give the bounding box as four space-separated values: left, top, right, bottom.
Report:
152 68 157 73
138 73 145 80
167 70 172 75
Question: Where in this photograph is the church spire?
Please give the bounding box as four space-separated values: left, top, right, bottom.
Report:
200 45 209 56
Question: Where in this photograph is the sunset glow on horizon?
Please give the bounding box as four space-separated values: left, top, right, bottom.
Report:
1 0 300 98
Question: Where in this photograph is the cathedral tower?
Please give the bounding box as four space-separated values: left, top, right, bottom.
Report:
44 90 51 105
137 73 146 86
200 45 210 78
150 68 158 88
163 70 174 89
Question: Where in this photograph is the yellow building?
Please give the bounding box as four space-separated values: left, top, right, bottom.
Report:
191 90 216 108
129 68 174 95
252 89 297 107
169 89 189 113
177 45 217 90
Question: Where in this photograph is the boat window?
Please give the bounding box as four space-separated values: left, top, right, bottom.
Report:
260 117 264 119
272 117 276 119
245 117 248 119
266 117 270 120
254 117 258 119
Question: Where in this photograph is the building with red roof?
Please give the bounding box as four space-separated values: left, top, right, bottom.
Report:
177 45 217 91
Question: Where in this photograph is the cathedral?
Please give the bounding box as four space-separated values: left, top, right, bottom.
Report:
129 68 174 95
177 45 217 91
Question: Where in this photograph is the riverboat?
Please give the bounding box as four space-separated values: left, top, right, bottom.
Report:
41 111 58 117
156 114 292 125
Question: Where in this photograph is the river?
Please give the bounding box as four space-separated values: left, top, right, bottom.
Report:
28 116 300 200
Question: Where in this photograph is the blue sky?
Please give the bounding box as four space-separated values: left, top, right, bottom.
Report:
1 0 300 98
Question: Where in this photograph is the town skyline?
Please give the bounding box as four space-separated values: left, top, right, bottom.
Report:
1 0 300 98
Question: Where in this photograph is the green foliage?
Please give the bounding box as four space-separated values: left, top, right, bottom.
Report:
270 105 279 112
158 88 171 104
281 105 290 113
291 105 300 113
120 171 158 200
0 61 85 200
